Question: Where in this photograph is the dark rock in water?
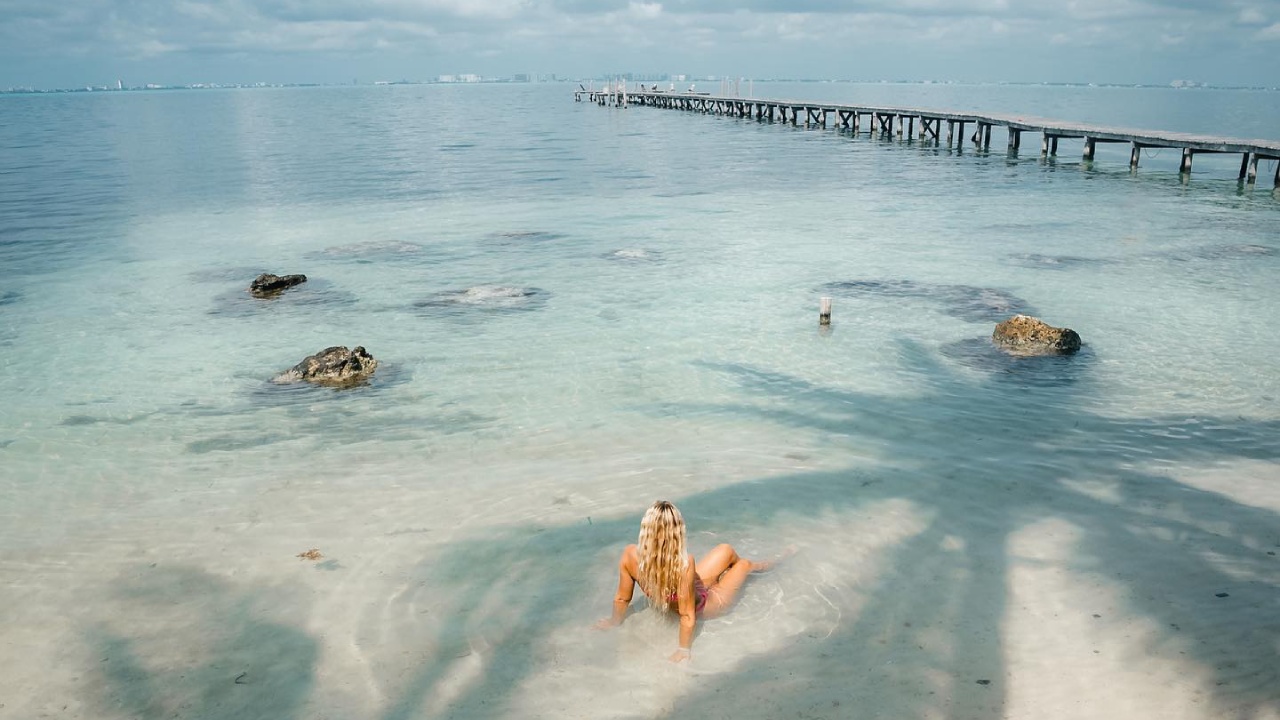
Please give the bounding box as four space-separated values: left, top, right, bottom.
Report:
250 273 307 298
818 279 1032 324
274 346 378 386
993 315 1081 355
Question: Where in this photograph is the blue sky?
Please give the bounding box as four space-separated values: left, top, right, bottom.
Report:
1 0 1277 88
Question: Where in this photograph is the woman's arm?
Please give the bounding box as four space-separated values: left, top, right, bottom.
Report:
670 555 697 662
598 545 637 628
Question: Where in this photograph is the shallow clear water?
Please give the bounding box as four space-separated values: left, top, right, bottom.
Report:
2 83 1278 719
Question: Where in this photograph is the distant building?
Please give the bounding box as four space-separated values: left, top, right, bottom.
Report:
513 74 530 83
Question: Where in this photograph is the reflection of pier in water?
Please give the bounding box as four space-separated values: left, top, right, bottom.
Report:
576 88 1280 187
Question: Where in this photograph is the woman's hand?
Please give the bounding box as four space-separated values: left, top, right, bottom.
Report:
668 648 691 664
593 617 618 630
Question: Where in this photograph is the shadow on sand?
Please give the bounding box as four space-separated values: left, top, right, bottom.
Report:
84 566 318 720
359 340 1279 718
81 338 1280 719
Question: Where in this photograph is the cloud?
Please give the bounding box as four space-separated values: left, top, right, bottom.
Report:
628 2 663 19
0 0 1276 86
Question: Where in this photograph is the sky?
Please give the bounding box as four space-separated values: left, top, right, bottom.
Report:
1 0 1277 89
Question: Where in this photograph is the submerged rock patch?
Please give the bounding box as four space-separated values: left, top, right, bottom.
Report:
818 279 1032 324
1007 253 1111 269
604 248 663 262
941 337 1092 387
308 240 434 260
415 285 549 314
1184 244 1276 261
210 277 356 318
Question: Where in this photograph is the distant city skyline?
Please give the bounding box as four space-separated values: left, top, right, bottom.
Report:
2 1 1277 91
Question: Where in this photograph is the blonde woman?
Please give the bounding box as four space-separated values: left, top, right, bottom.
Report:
595 500 771 663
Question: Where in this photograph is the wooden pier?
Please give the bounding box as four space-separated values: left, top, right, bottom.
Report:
575 88 1280 187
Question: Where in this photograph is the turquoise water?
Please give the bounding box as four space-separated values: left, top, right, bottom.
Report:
1 83 1278 719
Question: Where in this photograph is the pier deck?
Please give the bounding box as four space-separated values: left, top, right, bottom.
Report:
576 89 1280 186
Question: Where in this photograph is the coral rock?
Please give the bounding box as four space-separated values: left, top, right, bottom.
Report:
249 273 307 298
992 315 1081 355
275 346 378 386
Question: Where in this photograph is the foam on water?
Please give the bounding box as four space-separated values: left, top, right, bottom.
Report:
1 83 1279 719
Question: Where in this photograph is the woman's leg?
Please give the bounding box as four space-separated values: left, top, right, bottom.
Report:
700 555 754 617
694 543 740 584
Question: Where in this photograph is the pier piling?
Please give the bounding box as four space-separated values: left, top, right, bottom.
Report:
598 90 1280 187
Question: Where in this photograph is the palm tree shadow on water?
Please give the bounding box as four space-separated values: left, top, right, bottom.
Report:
83 566 319 720
369 339 1279 718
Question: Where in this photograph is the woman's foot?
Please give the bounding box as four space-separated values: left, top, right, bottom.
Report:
752 545 798 573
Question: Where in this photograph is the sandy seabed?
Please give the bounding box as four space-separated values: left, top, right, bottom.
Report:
1 424 1277 720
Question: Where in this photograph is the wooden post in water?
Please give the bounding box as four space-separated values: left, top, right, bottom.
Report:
1008 129 1021 151
1180 148 1194 174
1246 153 1259 184
819 297 832 326
947 121 955 147
1083 137 1096 161
1130 143 1142 169
956 121 965 148
1238 154 1251 180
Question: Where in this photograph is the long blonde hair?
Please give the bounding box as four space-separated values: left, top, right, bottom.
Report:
636 500 688 612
